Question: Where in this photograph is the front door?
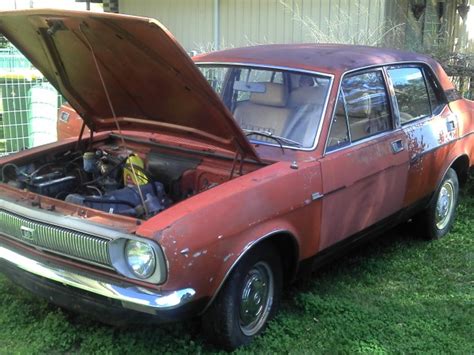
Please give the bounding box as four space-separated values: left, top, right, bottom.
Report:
318 69 409 251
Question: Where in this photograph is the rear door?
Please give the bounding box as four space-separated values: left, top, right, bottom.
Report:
386 65 457 207
318 69 409 251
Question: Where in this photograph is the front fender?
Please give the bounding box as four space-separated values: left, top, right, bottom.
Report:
137 159 323 302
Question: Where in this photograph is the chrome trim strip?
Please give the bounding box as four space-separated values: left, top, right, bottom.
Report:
0 244 195 312
0 195 168 283
325 128 405 155
381 66 401 130
311 192 324 201
196 62 334 152
195 61 334 76
0 209 112 267
0 196 133 240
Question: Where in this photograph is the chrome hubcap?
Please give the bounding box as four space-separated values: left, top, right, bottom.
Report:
435 180 454 230
239 261 274 336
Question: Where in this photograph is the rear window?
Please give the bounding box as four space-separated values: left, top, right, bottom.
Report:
387 67 431 124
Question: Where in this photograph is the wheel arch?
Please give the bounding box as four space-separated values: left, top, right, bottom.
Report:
264 231 300 286
449 154 470 186
432 154 469 203
201 230 300 314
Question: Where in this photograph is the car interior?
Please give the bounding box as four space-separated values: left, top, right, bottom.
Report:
198 66 332 148
234 82 291 141
327 71 392 150
232 72 330 147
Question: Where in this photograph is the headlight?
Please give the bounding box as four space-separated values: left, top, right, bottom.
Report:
125 240 156 279
109 237 166 283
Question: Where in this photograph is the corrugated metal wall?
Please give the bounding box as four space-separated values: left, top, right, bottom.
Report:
118 0 387 51
119 0 214 51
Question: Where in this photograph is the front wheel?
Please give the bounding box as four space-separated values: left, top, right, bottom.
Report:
202 243 282 351
420 168 459 240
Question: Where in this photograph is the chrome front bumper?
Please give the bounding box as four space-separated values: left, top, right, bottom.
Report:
0 244 196 315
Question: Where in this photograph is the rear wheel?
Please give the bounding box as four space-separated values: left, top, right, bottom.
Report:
202 244 282 351
419 168 459 240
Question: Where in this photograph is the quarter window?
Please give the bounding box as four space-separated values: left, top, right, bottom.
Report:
327 93 350 150
387 67 431 123
424 69 445 115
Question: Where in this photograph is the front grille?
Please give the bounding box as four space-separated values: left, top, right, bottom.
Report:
0 210 112 267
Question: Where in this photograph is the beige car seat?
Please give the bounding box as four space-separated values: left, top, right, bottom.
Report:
347 92 373 141
327 97 350 148
234 83 291 141
283 86 326 146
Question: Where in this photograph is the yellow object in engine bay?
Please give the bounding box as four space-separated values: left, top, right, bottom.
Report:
123 154 149 186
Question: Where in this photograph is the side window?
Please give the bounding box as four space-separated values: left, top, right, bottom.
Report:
387 67 431 123
327 92 350 150
424 69 446 115
342 71 392 141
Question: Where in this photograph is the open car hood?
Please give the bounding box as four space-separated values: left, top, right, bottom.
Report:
0 9 259 161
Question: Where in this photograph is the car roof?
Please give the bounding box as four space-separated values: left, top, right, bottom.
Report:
193 43 439 75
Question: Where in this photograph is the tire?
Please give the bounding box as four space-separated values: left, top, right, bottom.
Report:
202 243 283 351
419 168 459 240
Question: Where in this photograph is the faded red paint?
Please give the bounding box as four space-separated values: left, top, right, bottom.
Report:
194 43 456 91
319 130 409 249
0 9 259 161
0 10 472 322
57 103 90 141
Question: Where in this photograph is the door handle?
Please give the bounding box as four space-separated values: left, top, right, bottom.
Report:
391 139 404 154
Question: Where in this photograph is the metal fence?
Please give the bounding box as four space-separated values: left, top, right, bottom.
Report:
0 47 33 71
0 47 63 156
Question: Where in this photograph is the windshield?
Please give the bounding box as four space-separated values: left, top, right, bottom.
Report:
197 65 331 149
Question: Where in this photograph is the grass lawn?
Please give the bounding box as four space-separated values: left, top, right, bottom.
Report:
0 178 472 354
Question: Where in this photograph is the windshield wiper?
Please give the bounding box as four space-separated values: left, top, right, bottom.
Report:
243 129 302 152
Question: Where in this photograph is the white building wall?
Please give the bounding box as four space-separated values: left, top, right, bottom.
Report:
0 0 102 11
118 0 387 52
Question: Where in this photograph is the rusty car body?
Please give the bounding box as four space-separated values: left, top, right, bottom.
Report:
0 9 472 350
57 102 90 141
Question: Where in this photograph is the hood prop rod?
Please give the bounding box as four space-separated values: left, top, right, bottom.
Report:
79 24 149 217
229 150 245 180
75 120 87 152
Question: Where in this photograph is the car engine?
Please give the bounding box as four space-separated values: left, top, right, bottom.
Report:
0 146 190 219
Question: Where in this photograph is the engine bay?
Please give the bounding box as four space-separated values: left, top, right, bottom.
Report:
0 142 210 220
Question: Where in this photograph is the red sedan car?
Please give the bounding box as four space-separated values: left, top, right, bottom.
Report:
0 10 472 350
